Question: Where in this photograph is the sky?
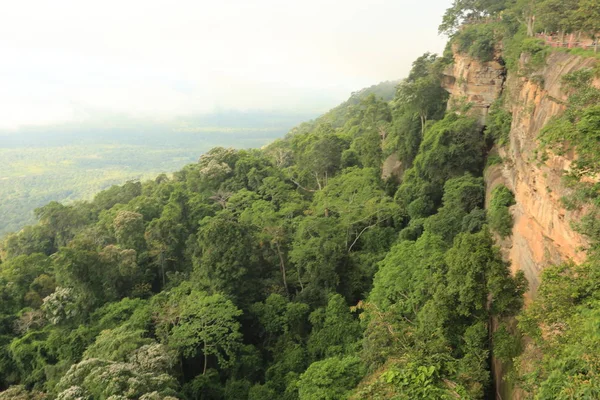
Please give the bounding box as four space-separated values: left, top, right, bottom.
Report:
0 0 451 130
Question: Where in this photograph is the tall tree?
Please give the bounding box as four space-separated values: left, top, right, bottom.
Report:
170 291 242 374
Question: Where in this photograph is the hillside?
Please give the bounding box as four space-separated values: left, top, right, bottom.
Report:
1 1 600 399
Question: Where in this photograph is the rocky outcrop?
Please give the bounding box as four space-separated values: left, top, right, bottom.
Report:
445 49 596 297
441 47 506 124
444 45 599 400
381 153 403 181
497 52 596 295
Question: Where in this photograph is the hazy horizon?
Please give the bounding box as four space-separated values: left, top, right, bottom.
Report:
0 0 450 131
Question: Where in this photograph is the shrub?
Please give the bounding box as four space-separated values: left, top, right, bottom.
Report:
455 24 498 62
297 356 365 400
485 98 513 146
488 185 515 238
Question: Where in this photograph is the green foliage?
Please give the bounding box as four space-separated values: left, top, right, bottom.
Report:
55 356 179 399
488 185 516 238
169 290 242 372
396 54 449 135
367 363 461 399
83 325 151 362
0 48 531 399
492 323 520 363
520 38 550 72
516 260 600 398
388 53 449 168
365 226 525 397
307 294 361 360
0 386 46 400
439 0 510 35
423 174 485 242
395 112 485 216
297 356 365 400
370 232 448 314
486 154 503 167
193 211 256 298
536 69 600 244
484 98 513 146
455 23 499 62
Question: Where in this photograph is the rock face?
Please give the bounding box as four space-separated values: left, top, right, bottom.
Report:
444 47 598 400
441 47 506 124
444 50 596 297
498 52 596 295
381 153 403 181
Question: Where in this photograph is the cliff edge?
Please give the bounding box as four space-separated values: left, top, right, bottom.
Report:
444 49 596 297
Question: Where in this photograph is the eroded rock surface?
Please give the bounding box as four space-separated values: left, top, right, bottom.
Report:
445 50 596 296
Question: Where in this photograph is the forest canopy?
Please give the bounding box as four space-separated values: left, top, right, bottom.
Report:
3 2 599 396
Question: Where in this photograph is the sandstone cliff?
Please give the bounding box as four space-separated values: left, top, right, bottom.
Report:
442 48 506 124
444 50 597 297
444 49 599 400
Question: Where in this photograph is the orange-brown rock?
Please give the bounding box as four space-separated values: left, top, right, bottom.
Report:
445 45 598 400
496 52 596 295
445 50 597 297
441 46 506 124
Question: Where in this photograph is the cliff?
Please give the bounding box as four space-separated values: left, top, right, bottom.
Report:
443 49 600 400
442 47 506 124
498 52 598 294
443 50 597 296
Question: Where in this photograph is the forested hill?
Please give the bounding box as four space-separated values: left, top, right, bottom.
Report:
0 49 525 398
1 0 599 398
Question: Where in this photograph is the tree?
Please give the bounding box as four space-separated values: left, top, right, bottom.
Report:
395 54 448 136
577 0 600 52
312 167 399 253
240 201 292 294
34 202 91 249
446 230 526 318
289 216 346 295
488 185 515 238
113 211 146 250
516 260 600 398
169 291 242 374
439 0 510 35
370 232 448 314
92 180 142 211
2 225 54 259
55 357 179 399
307 294 361 360
0 254 52 312
193 210 256 297
423 174 485 242
289 125 347 191
41 287 79 325
83 324 152 362
395 113 484 214
0 386 46 400
145 191 190 288
297 356 365 400
536 0 578 35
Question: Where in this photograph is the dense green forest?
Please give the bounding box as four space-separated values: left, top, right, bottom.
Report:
0 111 320 237
1 0 600 398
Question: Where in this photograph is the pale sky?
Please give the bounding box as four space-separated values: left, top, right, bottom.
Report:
0 0 451 129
